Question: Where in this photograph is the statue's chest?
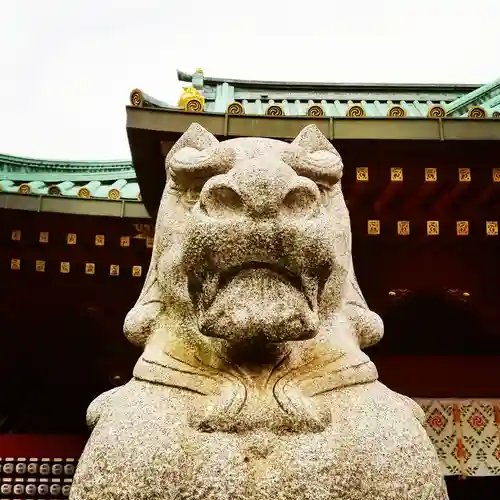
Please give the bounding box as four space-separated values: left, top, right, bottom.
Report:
158 423 440 500
74 384 445 500
163 428 333 500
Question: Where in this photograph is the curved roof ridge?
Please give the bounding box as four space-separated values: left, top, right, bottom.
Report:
177 69 481 93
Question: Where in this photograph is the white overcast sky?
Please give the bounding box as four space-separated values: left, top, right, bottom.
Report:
1 0 499 160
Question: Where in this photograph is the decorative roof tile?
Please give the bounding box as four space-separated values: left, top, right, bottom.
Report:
174 69 494 118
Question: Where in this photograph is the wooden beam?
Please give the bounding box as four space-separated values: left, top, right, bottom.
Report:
434 168 472 214
374 182 403 213
0 193 150 219
434 184 469 214
374 167 405 213
476 183 500 206
404 167 439 213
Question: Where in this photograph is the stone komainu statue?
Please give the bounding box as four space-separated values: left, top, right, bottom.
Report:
70 124 448 500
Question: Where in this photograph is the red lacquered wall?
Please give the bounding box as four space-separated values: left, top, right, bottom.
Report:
0 434 86 458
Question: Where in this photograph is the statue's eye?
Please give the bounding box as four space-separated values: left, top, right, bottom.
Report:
169 170 209 193
168 146 234 194
168 174 207 206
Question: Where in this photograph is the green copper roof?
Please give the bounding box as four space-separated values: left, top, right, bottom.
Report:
0 153 139 200
126 69 500 120
445 77 500 117
157 69 500 119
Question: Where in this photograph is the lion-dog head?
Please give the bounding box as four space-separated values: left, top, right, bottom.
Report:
124 124 384 433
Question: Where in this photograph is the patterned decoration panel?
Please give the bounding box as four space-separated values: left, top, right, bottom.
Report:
416 399 500 477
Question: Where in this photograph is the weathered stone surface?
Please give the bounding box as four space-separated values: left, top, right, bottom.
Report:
70 124 448 499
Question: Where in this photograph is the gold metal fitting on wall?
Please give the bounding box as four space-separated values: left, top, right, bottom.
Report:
426 221 439 235
356 167 369 181
367 220 380 235
397 221 410 236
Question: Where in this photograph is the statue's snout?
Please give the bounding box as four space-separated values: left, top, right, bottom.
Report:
199 161 321 220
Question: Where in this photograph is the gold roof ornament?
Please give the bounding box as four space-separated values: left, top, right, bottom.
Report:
108 188 121 200
227 102 245 115
18 183 31 195
468 105 487 119
306 104 324 117
427 104 446 118
78 187 91 198
387 104 407 118
178 87 205 112
130 89 144 107
266 104 284 116
195 68 204 75
347 103 366 118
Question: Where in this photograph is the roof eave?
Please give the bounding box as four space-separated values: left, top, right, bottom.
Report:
126 106 500 215
0 192 149 218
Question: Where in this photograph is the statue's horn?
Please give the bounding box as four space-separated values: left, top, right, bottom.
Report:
165 123 220 173
291 124 339 155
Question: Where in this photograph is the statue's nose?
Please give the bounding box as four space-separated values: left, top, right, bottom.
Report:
199 164 321 219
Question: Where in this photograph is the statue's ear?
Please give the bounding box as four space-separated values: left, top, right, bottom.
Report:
123 261 162 347
343 257 384 348
291 124 338 155
165 123 220 172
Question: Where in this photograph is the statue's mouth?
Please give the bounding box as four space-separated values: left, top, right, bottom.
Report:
188 261 329 313
221 261 305 298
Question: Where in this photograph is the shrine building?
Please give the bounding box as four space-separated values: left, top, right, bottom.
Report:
1 68 500 499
